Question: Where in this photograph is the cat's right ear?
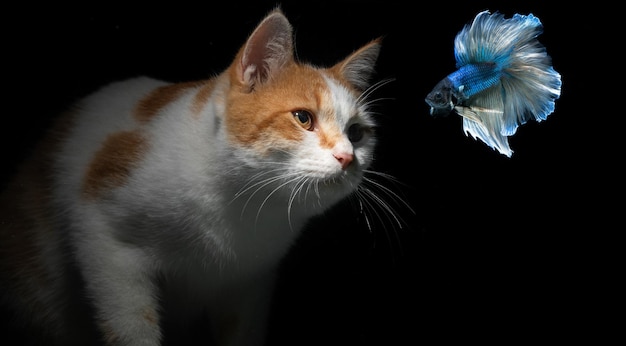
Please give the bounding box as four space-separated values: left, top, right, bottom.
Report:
332 38 382 92
233 9 294 92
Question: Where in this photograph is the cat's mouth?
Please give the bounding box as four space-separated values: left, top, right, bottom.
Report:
319 170 363 190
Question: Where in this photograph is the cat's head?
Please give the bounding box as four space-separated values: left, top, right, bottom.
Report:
222 8 383 213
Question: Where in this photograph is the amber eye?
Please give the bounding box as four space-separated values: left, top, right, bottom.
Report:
347 123 366 143
292 110 314 130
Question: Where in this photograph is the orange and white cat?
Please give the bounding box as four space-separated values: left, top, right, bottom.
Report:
0 8 388 346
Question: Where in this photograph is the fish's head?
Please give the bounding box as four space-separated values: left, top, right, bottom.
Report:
425 78 455 116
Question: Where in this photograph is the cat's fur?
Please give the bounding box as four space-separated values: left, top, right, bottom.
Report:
0 8 386 346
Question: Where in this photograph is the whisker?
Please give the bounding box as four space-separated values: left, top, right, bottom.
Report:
233 169 282 199
287 176 310 230
255 175 302 227
355 198 373 231
232 168 301 219
355 188 403 254
342 168 416 260
354 188 387 232
358 185 405 230
231 162 296 200
360 96 396 110
240 175 286 219
357 189 402 257
362 172 415 215
357 77 396 105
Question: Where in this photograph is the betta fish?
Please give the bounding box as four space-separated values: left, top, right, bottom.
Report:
425 10 562 157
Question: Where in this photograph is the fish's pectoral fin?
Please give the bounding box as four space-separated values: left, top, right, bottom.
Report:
456 105 504 121
455 106 481 123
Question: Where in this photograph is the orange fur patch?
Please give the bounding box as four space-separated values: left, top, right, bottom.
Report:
142 307 159 326
191 78 218 115
98 321 120 345
82 131 147 199
134 81 204 123
226 63 345 153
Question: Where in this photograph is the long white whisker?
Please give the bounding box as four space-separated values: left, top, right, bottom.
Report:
287 177 310 230
235 170 300 219
233 169 284 199
358 185 397 228
359 198 373 231
355 188 402 254
362 173 415 215
255 175 302 227
230 161 297 201
239 175 286 219
357 77 396 105
354 189 385 233
360 96 396 110
354 183 408 258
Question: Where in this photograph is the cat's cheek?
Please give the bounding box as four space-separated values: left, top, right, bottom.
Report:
352 143 375 170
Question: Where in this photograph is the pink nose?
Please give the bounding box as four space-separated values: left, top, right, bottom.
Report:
333 152 354 170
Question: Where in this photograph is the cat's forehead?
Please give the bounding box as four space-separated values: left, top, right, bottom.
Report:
321 74 361 124
273 63 364 121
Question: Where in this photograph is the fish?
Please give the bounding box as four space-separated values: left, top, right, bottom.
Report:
425 10 562 157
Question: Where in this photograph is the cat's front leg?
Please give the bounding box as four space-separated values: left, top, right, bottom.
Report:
76 239 162 346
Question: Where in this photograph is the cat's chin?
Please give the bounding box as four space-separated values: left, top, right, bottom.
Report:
315 174 363 200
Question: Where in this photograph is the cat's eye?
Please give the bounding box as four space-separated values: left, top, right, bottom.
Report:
292 110 314 131
347 123 366 143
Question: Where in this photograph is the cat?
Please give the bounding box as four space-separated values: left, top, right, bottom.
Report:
0 7 394 346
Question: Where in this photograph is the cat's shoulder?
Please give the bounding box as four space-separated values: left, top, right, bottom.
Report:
86 76 170 101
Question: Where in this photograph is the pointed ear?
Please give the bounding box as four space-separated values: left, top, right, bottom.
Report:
333 38 382 91
235 9 293 92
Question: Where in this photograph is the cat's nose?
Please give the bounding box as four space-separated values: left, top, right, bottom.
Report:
333 152 354 170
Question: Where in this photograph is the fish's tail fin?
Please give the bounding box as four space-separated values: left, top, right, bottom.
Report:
455 11 562 154
501 40 562 134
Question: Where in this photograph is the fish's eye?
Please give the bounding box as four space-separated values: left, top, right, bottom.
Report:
347 123 366 143
292 110 314 131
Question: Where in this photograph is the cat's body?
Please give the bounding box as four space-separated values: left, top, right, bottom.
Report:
0 9 383 346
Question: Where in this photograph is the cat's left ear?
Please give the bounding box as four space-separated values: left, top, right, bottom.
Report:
332 38 382 91
234 9 294 92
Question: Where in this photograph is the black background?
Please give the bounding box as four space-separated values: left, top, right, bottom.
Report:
1 1 613 345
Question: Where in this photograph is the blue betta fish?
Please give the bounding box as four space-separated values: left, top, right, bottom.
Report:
425 10 562 157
